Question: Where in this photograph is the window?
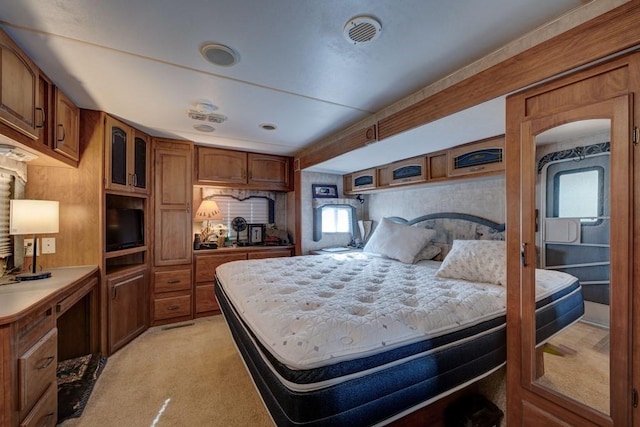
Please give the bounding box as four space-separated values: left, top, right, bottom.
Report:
210 196 270 237
554 167 603 224
321 206 352 233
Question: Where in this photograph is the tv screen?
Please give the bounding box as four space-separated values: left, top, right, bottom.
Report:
106 208 144 252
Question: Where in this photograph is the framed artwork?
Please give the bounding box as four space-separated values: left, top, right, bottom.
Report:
312 184 338 199
248 223 265 245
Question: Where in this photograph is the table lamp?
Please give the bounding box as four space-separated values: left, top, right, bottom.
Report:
10 199 59 281
194 200 222 242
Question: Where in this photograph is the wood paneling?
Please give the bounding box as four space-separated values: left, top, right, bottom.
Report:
24 109 103 270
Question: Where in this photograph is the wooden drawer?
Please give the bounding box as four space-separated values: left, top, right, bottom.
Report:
194 253 247 283
154 269 191 293
248 249 293 260
14 305 55 356
153 295 192 320
19 328 57 412
20 382 56 427
195 284 219 315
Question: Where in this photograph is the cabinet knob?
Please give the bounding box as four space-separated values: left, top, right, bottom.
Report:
167 305 179 311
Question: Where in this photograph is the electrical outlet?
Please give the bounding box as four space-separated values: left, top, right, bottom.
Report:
42 237 56 254
24 238 37 256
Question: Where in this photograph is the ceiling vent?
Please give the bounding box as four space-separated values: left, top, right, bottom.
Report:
193 124 215 133
200 43 239 67
343 16 382 45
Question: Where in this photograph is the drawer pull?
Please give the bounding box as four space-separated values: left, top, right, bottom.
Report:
167 280 181 284
167 305 180 311
37 355 55 370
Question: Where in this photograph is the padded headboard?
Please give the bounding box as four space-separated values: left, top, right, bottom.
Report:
387 212 505 259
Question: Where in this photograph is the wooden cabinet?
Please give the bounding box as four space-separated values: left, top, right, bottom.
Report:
447 135 504 177
153 139 193 266
53 88 79 162
197 147 247 185
105 115 150 194
107 268 148 354
387 156 426 186
248 152 291 190
427 151 448 181
0 28 39 139
193 246 294 317
195 146 292 191
351 168 377 191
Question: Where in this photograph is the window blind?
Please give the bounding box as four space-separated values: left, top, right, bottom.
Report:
210 196 269 234
0 173 14 258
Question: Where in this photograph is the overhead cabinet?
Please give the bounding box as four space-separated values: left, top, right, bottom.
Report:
0 28 39 139
196 146 292 191
53 88 80 162
343 136 504 194
105 115 150 195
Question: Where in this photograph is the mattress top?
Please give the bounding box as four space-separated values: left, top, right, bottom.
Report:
216 253 576 370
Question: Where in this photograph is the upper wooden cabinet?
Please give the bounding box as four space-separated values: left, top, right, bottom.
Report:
195 146 292 191
248 153 290 190
447 135 504 177
53 88 80 162
0 28 39 139
104 115 150 195
197 147 247 185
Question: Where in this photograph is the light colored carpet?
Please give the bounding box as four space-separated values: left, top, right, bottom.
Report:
60 316 272 427
537 321 610 415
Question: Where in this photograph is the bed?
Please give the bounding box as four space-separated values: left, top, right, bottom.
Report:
214 213 584 426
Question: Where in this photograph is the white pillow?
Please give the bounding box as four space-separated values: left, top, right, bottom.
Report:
363 218 436 264
435 240 506 285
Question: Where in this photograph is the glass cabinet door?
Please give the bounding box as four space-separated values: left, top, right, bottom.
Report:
133 135 147 191
110 125 128 187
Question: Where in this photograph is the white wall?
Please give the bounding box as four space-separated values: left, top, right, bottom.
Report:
300 171 364 254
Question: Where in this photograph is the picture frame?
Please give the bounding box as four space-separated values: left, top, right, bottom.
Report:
312 184 338 199
248 223 265 245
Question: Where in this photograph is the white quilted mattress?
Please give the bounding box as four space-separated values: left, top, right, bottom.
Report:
215 253 576 370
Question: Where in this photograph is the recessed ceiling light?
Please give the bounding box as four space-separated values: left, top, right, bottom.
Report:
200 42 239 67
343 16 382 45
193 124 215 132
259 123 277 131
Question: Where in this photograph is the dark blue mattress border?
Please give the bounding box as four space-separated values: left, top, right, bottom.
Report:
215 275 583 426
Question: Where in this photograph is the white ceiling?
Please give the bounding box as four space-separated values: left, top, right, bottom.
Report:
0 0 590 172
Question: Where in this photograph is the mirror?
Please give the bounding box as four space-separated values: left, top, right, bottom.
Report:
533 119 611 414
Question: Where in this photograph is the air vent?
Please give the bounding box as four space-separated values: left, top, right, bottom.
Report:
343 16 382 45
187 110 227 123
193 124 215 133
200 43 239 67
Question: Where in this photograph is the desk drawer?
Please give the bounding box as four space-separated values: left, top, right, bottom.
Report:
154 295 192 320
154 269 191 293
14 305 55 356
20 381 56 427
19 328 57 412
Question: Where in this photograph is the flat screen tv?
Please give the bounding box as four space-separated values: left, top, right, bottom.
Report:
106 208 144 252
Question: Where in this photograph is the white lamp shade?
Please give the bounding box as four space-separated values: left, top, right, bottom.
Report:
194 200 222 221
10 200 60 235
